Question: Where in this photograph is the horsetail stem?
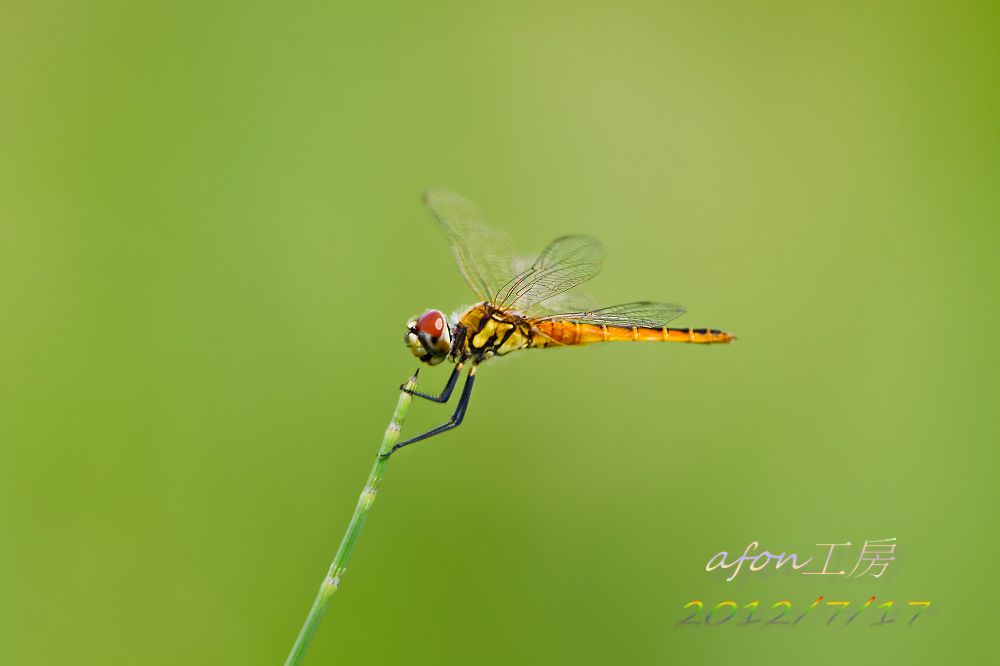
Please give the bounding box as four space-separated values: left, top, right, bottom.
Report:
283 372 419 666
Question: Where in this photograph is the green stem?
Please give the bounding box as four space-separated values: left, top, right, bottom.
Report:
284 372 419 666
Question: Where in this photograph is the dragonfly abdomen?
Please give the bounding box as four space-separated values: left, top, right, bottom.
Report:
532 321 733 346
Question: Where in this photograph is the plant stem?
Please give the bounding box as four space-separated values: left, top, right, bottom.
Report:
284 372 419 666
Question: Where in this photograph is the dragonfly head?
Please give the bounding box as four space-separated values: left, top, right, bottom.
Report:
404 309 452 365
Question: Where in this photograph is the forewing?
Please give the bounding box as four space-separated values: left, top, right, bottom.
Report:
494 235 603 311
535 301 687 327
423 190 518 302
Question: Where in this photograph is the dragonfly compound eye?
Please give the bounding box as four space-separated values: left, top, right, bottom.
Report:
417 310 446 338
404 310 452 365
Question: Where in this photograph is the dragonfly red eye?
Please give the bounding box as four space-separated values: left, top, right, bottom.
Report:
417 310 446 338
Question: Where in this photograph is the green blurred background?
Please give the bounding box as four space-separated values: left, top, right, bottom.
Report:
2 1 997 664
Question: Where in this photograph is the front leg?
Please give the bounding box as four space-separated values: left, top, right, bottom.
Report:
383 365 477 457
401 362 463 403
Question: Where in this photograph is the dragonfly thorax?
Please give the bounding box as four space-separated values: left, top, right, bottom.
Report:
404 309 453 365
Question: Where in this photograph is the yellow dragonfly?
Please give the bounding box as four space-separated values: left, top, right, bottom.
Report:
390 190 733 456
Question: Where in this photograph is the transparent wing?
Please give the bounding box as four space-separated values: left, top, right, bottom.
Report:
534 301 687 327
423 190 518 302
522 290 599 318
493 235 604 311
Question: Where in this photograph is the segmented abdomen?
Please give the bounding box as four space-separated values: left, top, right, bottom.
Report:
531 321 733 346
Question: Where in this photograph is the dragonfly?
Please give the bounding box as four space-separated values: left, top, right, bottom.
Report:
388 190 733 457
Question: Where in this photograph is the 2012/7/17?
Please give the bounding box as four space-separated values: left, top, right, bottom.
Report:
677 597 931 626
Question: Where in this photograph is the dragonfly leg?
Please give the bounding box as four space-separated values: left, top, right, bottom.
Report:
401 362 463 403
383 366 477 458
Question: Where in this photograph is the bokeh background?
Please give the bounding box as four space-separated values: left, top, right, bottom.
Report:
2 1 998 664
